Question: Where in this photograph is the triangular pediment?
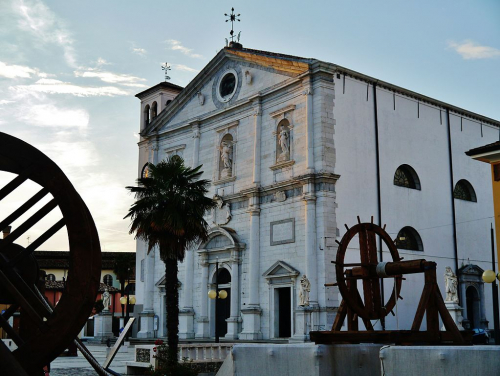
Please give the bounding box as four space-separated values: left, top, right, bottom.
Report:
142 47 314 137
263 260 300 279
458 264 484 276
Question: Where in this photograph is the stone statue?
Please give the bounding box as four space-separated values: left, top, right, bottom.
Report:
102 288 111 311
277 125 290 162
299 275 311 306
219 141 233 178
444 266 459 303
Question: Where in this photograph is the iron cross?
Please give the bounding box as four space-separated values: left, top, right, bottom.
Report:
224 7 241 42
162 62 171 81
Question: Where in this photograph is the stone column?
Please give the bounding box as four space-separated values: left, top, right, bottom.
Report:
196 252 210 338
303 180 318 305
137 142 159 339
137 246 156 338
252 101 262 185
226 249 241 339
304 84 314 173
240 193 263 340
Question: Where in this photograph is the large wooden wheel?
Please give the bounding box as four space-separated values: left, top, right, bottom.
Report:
336 220 402 321
0 132 101 375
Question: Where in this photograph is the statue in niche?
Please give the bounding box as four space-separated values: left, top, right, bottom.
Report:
277 124 290 162
444 266 459 303
299 274 311 306
102 288 111 311
212 194 232 225
218 140 233 178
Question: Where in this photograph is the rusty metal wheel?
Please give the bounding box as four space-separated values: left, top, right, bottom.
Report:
0 132 101 375
336 220 402 321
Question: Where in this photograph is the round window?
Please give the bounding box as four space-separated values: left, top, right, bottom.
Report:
220 73 236 98
216 69 238 103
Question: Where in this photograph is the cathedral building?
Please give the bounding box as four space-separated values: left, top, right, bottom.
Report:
134 43 499 341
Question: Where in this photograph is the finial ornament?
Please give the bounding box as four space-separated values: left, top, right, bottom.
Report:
224 7 241 43
162 62 171 81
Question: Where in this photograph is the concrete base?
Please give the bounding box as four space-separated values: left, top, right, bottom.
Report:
216 343 383 376
225 317 241 340
290 307 312 342
379 345 500 376
441 302 464 331
196 316 210 339
136 311 155 339
239 307 263 340
94 312 114 341
179 308 195 339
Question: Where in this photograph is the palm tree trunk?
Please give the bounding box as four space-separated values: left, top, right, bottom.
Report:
164 256 179 365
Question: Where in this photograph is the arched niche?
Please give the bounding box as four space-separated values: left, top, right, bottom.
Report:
458 264 488 329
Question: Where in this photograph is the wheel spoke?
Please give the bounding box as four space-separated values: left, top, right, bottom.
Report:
8 218 66 268
0 312 25 346
0 166 34 201
0 188 50 232
0 199 58 252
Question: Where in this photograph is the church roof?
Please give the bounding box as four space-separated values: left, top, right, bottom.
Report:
141 44 500 136
35 250 128 269
135 81 184 99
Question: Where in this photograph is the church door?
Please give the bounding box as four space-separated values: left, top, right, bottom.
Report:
466 286 480 328
216 288 231 337
277 287 291 337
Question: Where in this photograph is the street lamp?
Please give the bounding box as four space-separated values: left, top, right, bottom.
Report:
208 258 227 343
120 294 136 339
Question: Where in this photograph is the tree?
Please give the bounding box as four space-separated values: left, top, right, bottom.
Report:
125 157 215 365
113 253 135 315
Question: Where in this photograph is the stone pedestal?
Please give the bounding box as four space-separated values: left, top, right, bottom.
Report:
441 302 464 331
179 308 195 339
290 306 312 342
195 316 209 339
225 317 241 340
94 311 114 341
239 307 262 340
137 311 155 339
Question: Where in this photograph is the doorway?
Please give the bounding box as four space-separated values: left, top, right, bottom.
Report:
276 287 291 338
466 286 480 328
212 267 231 338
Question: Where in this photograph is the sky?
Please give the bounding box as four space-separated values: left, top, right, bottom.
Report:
0 0 499 253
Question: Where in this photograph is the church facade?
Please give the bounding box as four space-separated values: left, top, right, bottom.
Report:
134 43 500 341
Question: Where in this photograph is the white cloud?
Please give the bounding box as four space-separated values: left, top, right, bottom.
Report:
74 69 148 88
18 104 89 128
0 61 50 79
131 47 147 56
10 78 129 97
448 40 500 60
96 57 111 66
166 39 203 59
0 100 15 105
15 0 77 66
173 64 199 73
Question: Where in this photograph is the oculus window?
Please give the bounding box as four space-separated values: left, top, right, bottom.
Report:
453 179 477 202
394 164 421 190
395 226 423 251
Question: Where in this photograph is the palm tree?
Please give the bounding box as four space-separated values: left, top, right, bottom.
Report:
113 253 135 317
125 157 215 365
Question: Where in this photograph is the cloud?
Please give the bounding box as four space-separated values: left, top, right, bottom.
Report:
18 104 89 128
96 57 111 66
0 100 15 105
74 69 148 88
10 78 129 97
131 47 147 56
166 39 203 59
0 61 50 79
448 40 500 60
14 0 77 66
173 64 199 73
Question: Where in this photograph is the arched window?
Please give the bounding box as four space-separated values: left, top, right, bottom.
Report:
454 179 477 202
394 164 421 190
217 268 232 284
46 274 56 282
141 163 149 179
395 226 423 251
144 104 150 127
103 274 113 286
170 154 182 163
151 101 158 118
